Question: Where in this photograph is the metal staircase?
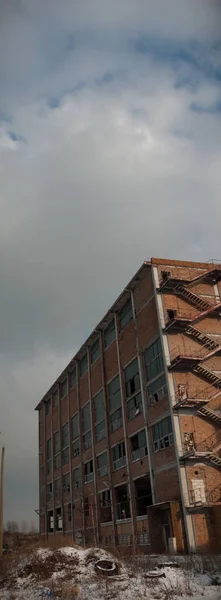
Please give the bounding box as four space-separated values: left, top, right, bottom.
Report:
194 363 221 388
197 405 221 425
185 325 220 352
159 266 221 291
174 285 211 311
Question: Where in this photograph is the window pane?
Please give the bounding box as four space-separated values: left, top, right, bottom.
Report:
45 399 51 415
62 423 69 448
61 378 67 398
91 338 100 364
124 359 140 398
94 390 105 423
62 447 69 465
119 299 133 330
147 375 167 406
71 414 79 440
53 431 60 455
73 467 81 488
47 438 52 460
72 438 80 457
144 339 164 381
70 367 76 389
110 407 122 431
95 420 106 441
63 473 70 492
104 319 115 348
82 403 91 433
80 353 88 377
97 452 108 469
108 375 121 412
53 389 58 407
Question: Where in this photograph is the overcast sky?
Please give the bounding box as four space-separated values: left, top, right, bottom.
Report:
1 0 221 528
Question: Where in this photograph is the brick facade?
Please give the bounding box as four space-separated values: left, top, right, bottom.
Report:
36 258 221 553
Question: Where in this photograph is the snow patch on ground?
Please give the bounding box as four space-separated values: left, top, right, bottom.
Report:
1 547 221 600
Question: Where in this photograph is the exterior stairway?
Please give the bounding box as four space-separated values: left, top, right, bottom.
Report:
193 363 221 388
174 285 211 311
159 266 221 291
197 405 221 424
185 325 220 352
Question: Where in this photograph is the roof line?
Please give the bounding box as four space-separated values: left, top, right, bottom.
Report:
35 261 150 409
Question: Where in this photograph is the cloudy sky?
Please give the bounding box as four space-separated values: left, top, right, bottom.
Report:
1 0 221 527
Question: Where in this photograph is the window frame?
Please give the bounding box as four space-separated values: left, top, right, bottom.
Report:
104 319 116 349
119 298 133 330
91 338 101 364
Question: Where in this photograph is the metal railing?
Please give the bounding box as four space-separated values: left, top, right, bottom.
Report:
174 383 221 404
170 345 205 363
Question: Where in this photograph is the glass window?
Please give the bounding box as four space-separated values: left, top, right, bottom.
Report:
94 390 105 423
54 478 61 497
95 420 106 441
62 447 69 465
47 438 52 461
71 414 79 440
144 338 164 382
112 441 125 462
91 338 100 364
61 378 67 398
83 430 92 451
53 431 60 455
63 472 70 492
124 359 140 398
80 353 88 377
70 367 76 389
72 438 80 457
147 375 167 406
108 375 121 412
110 407 122 432
112 442 126 470
73 467 81 488
119 299 133 330
104 319 115 349
131 429 147 461
152 417 173 452
45 398 51 416
97 451 108 477
54 453 60 470
62 423 69 449
52 389 58 408
127 393 142 421
84 460 94 483
81 403 91 433
47 482 53 497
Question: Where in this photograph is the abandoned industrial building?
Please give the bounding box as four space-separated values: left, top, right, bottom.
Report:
36 257 221 553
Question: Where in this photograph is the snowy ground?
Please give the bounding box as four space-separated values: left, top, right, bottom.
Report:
1 546 221 600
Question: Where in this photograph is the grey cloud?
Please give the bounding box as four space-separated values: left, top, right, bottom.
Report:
0 0 221 525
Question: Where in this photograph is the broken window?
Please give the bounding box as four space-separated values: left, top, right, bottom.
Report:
152 417 173 452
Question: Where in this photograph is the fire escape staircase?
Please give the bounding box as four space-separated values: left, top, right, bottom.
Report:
197 405 221 425
182 430 221 471
159 266 221 292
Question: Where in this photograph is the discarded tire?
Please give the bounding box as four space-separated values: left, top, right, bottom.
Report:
95 559 117 575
